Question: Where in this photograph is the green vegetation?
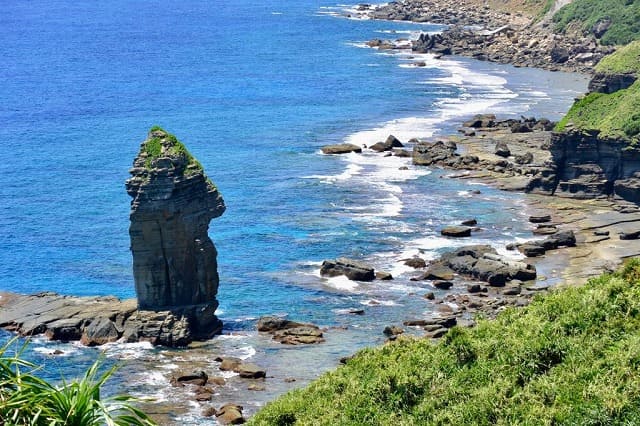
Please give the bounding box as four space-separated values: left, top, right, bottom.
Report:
552 0 640 46
555 81 640 141
0 339 155 425
143 127 204 175
595 40 640 74
250 259 640 425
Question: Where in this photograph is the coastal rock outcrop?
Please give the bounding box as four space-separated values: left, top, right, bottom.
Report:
527 130 640 202
126 128 226 340
320 258 376 281
0 129 227 348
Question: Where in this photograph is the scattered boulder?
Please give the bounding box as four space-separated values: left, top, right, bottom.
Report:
376 271 394 280
216 403 245 425
236 363 266 379
433 280 453 290
383 325 404 336
441 226 471 237
321 143 362 155
174 371 208 386
257 316 324 345
620 231 640 240
404 257 427 268
320 258 375 281
370 135 404 152
529 214 551 223
494 141 511 157
514 152 534 165
461 219 478 226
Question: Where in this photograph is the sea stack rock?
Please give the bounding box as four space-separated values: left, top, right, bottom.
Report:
126 127 226 340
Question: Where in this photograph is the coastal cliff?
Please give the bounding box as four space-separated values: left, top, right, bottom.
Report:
527 41 640 202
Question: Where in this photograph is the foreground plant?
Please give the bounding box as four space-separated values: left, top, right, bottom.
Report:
0 339 155 426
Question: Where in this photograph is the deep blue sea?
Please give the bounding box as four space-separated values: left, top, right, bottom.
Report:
1 0 588 423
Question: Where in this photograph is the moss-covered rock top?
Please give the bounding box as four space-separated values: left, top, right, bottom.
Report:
595 40 640 75
250 260 640 425
142 126 204 176
555 80 640 142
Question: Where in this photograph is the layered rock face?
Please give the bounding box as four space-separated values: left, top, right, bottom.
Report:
126 128 226 339
527 130 640 202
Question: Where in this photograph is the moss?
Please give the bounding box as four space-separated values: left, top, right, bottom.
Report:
141 127 205 175
554 80 640 142
250 259 640 425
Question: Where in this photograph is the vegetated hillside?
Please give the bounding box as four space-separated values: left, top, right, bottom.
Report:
555 41 640 142
553 0 640 46
595 40 640 74
250 260 640 425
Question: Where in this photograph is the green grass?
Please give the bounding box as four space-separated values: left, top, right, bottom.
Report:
552 0 640 46
0 339 155 425
595 40 640 74
250 259 640 425
143 127 204 176
554 80 640 141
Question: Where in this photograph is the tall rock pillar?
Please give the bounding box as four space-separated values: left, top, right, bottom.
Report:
126 128 225 339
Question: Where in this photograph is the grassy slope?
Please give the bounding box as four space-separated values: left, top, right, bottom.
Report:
595 40 640 74
250 260 640 425
552 0 640 46
555 41 640 142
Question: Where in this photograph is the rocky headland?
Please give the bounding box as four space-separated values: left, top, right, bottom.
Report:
0 129 228 347
356 0 613 73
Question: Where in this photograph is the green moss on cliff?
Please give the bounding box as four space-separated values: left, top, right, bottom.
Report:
552 0 640 46
142 127 204 175
595 40 640 74
250 260 640 425
555 80 640 141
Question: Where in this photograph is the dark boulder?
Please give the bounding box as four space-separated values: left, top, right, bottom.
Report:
320 258 375 281
441 226 472 237
494 141 511 157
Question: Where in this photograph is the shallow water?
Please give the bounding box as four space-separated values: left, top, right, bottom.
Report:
0 0 588 422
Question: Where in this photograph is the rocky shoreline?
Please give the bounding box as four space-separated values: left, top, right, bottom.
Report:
353 0 613 73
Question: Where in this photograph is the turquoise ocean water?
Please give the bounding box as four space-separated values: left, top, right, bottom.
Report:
1 0 587 422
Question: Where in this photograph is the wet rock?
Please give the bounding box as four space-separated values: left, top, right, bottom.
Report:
370 135 404 152
620 231 640 240
236 363 266 379
80 317 120 346
467 284 482 293
216 403 245 425
433 280 453 290
383 325 404 336
321 143 362 154
514 152 534 165
376 271 394 280
248 383 266 391
175 371 208 386
494 141 511 157
441 226 472 237
404 257 427 268
320 258 375 281
417 265 455 281
529 214 551 223
218 357 243 372
257 316 325 345
202 406 218 417
424 292 435 300
532 225 558 235
519 244 546 257
463 114 496 128
461 219 478 226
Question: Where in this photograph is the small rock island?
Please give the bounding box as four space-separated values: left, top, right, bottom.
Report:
0 128 225 347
